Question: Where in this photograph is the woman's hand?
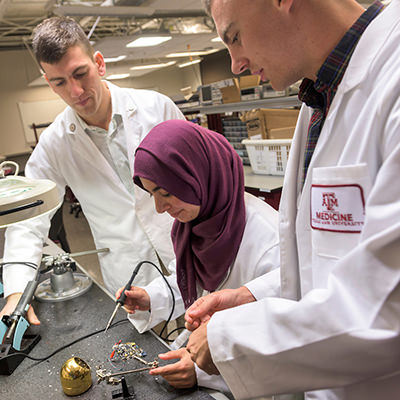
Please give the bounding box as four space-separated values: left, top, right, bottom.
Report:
114 286 150 314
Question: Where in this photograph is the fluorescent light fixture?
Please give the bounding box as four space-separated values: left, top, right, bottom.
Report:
130 61 176 70
126 36 172 48
178 59 202 68
104 55 127 63
166 49 219 58
0 162 61 228
106 73 130 80
211 36 222 42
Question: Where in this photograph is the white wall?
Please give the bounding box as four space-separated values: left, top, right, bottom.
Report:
0 49 202 157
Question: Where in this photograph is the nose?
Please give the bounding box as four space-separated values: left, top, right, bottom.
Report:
68 78 84 98
230 49 249 75
154 196 170 214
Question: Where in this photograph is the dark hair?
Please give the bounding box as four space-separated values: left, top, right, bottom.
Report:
32 16 94 66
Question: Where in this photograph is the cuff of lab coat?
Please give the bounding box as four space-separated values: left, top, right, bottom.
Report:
195 364 231 393
127 282 171 333
245 267 281 300
2 264 36 299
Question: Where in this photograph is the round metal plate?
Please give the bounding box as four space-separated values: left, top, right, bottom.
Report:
35 273 92 302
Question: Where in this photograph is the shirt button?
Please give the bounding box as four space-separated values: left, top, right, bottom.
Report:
69 123 76 132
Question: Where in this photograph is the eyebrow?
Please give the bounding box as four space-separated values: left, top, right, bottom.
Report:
48 65 88 82
222 22 234 45
151 186 161 193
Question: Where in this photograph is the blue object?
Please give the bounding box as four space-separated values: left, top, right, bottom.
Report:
13 317 29 351
0 319 7 343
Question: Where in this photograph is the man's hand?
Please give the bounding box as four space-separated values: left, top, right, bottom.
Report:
115 286 150 314
186 322 219 375
149 348 197 388
0 293 40 325
185 286 255 331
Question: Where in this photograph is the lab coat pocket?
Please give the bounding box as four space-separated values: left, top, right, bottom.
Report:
310 164 371 286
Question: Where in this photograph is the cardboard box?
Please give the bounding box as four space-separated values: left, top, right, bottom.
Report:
221 76 262 104
220 78 241 104
241 108 299 140
241 109 268 140
262 109 299 132
268 126 296 139
239 75 261 89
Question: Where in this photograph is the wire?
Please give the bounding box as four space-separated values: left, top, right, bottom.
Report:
0 319 129 363
162 326 187 343
0 261 38 271
135 261 176 340
0 260 175 362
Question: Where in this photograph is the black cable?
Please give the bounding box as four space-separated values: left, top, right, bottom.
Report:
0 261 38 271
0 319 129 363
0 260 175 362
136 261 176 340
162 326 186 343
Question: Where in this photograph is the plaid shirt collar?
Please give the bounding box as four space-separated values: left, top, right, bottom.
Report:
298 1 385 112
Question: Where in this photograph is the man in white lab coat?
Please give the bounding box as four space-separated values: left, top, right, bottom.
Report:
0 16 184 324
185 1 400 399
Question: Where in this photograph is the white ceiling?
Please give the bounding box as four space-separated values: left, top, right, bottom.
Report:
1 0 228 80
1 0 381 82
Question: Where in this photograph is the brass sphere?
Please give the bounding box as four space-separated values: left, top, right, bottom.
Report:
60 357 92 396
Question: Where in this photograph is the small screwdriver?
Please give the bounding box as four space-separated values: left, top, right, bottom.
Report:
105 262 144 332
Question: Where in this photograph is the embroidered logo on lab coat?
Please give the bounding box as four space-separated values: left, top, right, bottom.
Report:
311 184 365 233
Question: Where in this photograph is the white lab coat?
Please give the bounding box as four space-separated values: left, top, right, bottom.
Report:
207 2 400 399
3 82 184 297
128 192 280 391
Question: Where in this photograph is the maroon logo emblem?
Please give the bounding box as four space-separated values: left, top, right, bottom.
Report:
322 192 338 211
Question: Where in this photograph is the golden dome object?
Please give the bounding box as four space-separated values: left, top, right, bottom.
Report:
60 357 92 396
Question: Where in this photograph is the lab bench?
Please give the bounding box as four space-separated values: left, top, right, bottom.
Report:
244 165 284 210
0 244 216 400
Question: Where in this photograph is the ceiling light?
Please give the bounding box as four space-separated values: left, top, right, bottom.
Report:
178 59 202 68
211 37 222 42
126 36 172 48
107 73 130 80
166 49 219 58
104 55 127 63
130 61 176 70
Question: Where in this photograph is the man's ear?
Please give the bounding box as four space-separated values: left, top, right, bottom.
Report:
94 51 106 77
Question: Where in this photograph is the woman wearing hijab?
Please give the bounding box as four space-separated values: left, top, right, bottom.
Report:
116 119 280 391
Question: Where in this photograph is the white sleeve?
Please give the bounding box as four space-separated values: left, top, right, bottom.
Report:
128 259 185 333
2 134 66 298
159 93 185 121
245 267 281 299
195 364 231 393
207 105 400 398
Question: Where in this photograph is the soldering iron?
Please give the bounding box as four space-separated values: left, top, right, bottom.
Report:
105 261 145 332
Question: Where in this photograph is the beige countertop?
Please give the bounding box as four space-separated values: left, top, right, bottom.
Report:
243 165 284 192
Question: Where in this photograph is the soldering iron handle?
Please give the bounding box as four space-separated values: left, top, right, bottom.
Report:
117 261 144 305
13 273 41 318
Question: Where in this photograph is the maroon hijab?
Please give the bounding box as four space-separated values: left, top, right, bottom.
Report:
134 120 246 308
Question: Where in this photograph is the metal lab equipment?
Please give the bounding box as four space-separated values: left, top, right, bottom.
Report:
35 248 109 302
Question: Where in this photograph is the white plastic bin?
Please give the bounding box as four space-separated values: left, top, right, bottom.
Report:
242 139 292 175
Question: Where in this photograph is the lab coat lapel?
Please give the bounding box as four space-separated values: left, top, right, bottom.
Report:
64 107 121 185
279 106 309 300
300 0 400 186
123 106 144 176
341 0 400 93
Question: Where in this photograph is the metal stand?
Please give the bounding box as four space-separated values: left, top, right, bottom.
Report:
111 377 136 400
